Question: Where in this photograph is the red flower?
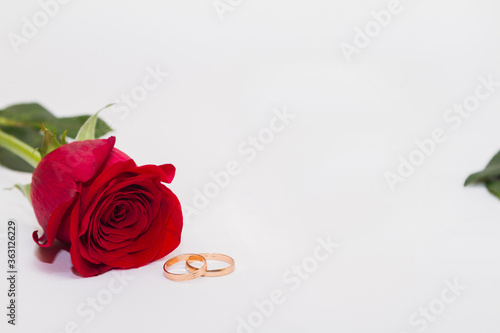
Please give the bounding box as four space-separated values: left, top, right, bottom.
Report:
30 137 183 277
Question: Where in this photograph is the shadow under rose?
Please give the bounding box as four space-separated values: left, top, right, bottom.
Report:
71 266 85 278
35 239 70 263
33 239 84 277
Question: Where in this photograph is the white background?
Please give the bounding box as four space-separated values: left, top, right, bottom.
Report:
1 0 500 332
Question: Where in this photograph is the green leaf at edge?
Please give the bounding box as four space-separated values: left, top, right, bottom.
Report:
486 180 500 200
56 115 112 139
13 183 31 205
75 104 113 141
465 150 500 186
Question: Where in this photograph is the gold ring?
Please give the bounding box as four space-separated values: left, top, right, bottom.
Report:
163 254 207 281
185 253 235 277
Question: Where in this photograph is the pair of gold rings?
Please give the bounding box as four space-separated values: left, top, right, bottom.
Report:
163 253 235 281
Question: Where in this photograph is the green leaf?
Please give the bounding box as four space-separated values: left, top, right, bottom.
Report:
40 124 61 157
486 180 500 200
56 115 112 139
0 103 57 124
75 104 113 141
0 103 112 172
465 150 500 186
12 183 31 205
0 103 54 171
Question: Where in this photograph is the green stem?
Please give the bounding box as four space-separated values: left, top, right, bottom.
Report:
0 129 41 168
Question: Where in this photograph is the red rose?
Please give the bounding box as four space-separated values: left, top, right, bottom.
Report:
30 136 183 277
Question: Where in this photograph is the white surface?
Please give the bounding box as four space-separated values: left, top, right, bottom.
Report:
1 0 500 332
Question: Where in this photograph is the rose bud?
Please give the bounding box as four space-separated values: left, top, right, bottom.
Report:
30 136 183 277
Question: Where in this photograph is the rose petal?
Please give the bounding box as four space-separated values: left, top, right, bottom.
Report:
153 187 183 260
159 164 176 183
31 137 116 247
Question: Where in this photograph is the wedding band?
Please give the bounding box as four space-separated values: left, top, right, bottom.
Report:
163 254 207 281
185 253 235 277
